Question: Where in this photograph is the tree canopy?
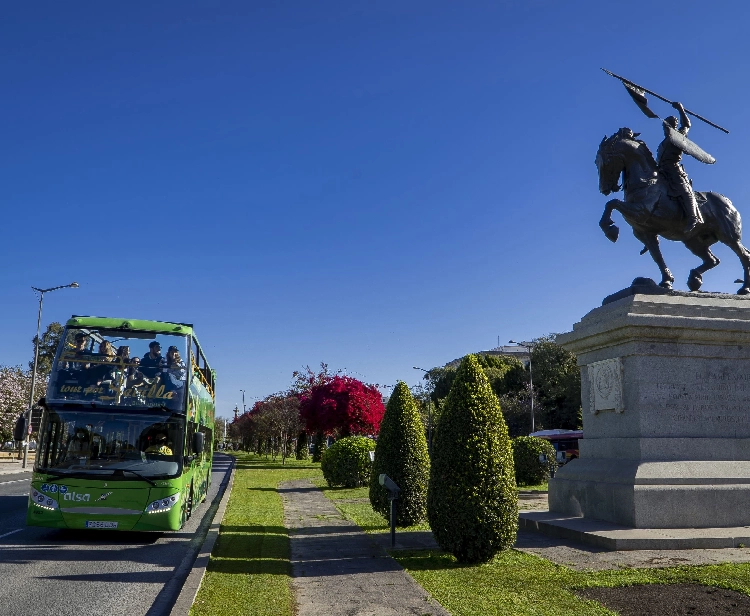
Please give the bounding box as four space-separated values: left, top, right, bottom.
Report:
299 375 385 437
30 322 63 380
422 336 581 436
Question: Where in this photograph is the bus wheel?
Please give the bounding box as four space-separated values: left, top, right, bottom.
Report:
180 485 194 528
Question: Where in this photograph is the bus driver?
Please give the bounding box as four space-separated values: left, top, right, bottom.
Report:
145 433 173 456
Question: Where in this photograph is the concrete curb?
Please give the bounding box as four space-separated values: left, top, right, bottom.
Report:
168 460 236 615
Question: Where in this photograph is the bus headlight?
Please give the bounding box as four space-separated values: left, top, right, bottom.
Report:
145 493 180 514
31 488 59 511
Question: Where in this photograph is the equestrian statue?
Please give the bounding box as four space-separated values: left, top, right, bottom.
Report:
598 69 750 295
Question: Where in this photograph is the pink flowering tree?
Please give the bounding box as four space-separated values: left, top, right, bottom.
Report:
299 375 385 437
0 366 47 442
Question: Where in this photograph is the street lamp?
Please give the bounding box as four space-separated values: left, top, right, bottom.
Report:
413 367 434 458
509 340 535 434
240 389 246 414
23 282 79 468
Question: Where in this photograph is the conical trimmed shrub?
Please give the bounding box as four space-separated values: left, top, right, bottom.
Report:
369 382 430 526
427 354 518 563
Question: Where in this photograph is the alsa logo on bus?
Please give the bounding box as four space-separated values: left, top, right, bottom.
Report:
63 492 91 502
40 484 90 501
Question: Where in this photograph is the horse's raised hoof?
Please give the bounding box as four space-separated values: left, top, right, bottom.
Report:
688 270 703 292
601 224 619 243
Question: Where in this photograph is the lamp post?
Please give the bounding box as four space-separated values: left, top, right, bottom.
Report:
23 282 79 468
240 389 246 414
509 340 535 434
412 367 434 457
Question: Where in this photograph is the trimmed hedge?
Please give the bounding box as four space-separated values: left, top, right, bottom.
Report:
427 354 518 563
369 381 430 526
320 436 375 487
512 436 555 486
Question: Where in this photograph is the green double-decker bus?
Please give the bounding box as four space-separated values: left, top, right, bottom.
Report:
27 316 215 531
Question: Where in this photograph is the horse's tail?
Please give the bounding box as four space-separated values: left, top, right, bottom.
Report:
702 191 742 242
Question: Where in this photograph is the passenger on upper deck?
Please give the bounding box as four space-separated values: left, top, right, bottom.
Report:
127 357 147 386
65 333 91 371
164 346 187 390
91 340 117 385
116 346 130 364
140 341 164 378
99 340 115 358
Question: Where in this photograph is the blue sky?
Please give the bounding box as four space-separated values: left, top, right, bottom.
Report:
2 1 749 417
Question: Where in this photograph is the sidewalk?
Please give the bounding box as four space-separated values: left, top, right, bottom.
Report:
0 460 32 476
280 479 449 616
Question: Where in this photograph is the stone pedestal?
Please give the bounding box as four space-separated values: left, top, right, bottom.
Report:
550 291 750 528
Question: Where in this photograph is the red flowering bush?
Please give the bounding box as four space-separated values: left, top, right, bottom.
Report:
299 375 385 437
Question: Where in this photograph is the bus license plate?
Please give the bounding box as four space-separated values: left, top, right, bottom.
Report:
86 521 118 529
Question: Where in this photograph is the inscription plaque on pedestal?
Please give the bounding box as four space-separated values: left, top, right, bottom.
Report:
587 357 624 414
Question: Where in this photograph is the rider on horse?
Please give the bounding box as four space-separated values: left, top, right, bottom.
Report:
657 101 703 235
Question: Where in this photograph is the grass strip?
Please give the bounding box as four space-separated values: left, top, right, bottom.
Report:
517 481 548 492
190 454 321 616
316 481 750 615
310 478 431 534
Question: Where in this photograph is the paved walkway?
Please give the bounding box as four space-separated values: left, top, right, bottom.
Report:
280 479 449 616
515 528 750 571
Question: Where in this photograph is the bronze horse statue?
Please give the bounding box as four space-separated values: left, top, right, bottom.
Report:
596 129 750 294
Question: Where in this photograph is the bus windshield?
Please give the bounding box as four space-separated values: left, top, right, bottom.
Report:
48 327 189 412
36 409 184 478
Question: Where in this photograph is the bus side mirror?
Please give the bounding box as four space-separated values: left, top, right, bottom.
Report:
13 414 27 442
192 432 205 455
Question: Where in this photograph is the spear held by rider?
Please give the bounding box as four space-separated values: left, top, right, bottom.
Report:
601 68 730 134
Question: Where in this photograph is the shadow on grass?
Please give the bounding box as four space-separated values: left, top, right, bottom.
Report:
206 557 291 576
213 531 289 559
219 525 289 535
394 549 475 571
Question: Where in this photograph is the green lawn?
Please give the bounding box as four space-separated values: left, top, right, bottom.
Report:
193 455 750 616
516 481 548 492
190 454 321 616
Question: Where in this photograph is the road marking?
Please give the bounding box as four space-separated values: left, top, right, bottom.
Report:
0 529 22 540
0 479 30 486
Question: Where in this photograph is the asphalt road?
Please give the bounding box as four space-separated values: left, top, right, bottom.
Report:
0 453 233 616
